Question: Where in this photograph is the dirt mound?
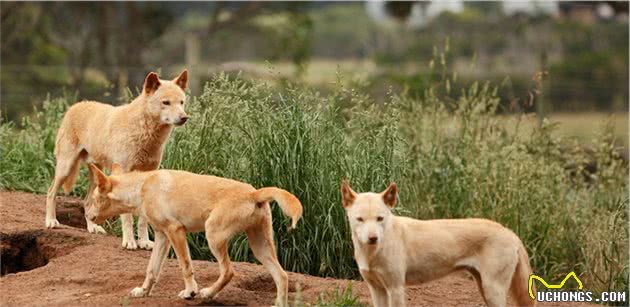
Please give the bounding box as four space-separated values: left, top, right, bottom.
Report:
0 191 594 306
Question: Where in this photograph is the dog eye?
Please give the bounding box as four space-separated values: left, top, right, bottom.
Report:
162 100 170 106
377 216 384 222
356 217 364 222
180 100 184 105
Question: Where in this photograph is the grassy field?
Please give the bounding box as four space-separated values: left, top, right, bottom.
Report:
497 112 628 152
546 113 628 150
207 59 629 153
1 70 627 300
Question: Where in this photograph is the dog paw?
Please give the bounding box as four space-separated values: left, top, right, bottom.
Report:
130 287 146 297
122 238 138 250
137 239 154 250
45 218 60 229
199 288 216 299
87 224 107 234
178 289 197 300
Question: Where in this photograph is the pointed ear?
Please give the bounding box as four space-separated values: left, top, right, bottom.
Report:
88 163 111 192
340 180 357 208
381 182 398 208
173 69 188 90
111 163 123 175
143 72 161 95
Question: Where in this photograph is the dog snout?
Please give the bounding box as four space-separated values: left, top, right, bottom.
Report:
368 236 378 245
175 116 189 126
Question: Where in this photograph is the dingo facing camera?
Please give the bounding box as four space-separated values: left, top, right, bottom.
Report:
45 70 189 250
341 181 535 307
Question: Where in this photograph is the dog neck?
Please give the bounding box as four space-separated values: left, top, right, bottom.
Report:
113 171 155 209
351 219 398 270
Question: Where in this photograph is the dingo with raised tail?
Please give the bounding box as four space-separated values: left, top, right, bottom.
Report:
86 164 302 306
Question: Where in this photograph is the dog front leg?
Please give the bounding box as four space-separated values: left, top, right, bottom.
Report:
166 225 198 299
137 215 154 250
366 282 389 307
131 231 170 297
120 213 138 250
387 286 406 307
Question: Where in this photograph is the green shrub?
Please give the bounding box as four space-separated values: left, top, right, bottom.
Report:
313 283 365 307
163 75 402 278
0 94 79 193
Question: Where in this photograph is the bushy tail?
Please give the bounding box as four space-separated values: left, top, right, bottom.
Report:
511 243 536 306
251 187 303 229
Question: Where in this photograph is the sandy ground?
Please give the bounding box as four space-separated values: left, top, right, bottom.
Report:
0 191 596 307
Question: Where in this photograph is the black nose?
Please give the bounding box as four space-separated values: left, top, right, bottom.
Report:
368 236 378 244
179 116 189 124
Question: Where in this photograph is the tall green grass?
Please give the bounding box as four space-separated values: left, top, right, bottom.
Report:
162 75 403 278
0 69 626 296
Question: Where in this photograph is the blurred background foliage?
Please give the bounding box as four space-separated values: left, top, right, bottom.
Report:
2 2 628 117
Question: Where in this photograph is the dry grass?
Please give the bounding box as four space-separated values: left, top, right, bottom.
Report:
547 112 628 148
500 112 628 153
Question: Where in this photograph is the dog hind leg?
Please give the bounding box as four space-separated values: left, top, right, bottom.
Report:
45 148 81 228
245 217 288 307
479 257 515 307
468 267 489 306
199 227 234 300
481 281 508 307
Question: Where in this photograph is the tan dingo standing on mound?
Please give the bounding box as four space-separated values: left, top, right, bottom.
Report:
45 70 189 250
340 181 535 307
85 164 303 306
